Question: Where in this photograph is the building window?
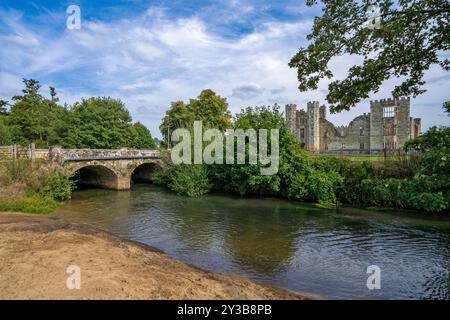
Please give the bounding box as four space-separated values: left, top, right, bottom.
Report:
325 143 329 150
383 141 397 150
360 143 364 150
359 126 364 136
324 129 329 138
383 124 396 136
383 106 395 118
300 128 305 140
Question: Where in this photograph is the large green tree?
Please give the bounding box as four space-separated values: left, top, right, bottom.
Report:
289 0 450 113
130 122 157 149
64 97 133 149
159 89 232 146
63 97 155 149
8 79 68 147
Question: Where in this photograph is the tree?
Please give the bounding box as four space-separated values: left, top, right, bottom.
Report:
159 90 232 147
189 89 232 130
444 101 450 114
160 101 192 147
130 122 157 149
289 0 450 113
405 101 449 152
0 119 12 145
63 97 134 149
49 86 58 102
8 79 68 147
0 100 8 115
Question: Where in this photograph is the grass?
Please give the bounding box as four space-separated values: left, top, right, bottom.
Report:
0 193 62 214
0 159 72 214
316 153 411 162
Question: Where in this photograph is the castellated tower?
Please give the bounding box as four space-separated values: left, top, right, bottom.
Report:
285 97 419 153
319 105 326 120
370 97 411 151
285 104 297 133
307 101 320 152
396 97 411 147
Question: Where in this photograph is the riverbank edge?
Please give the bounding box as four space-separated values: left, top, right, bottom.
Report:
0 212 313 300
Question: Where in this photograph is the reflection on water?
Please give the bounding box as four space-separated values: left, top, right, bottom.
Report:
54 185 450 299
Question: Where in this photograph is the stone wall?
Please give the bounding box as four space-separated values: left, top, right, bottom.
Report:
307 101 320 152
50 147 159 164
45 148 162 190
286 97 420 153
68 158 164 190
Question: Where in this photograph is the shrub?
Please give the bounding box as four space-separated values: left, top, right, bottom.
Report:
40 169 74 201
0 160 73 213
0 193 61 214
168 164 212 197
305 168 342 203
287 173 308 200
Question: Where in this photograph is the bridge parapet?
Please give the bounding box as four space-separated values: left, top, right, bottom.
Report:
50 147 160 164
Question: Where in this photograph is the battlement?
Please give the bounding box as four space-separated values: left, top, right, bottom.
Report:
285 97 419 153
370 97 410 107
307 101 320 108
319 105 326 119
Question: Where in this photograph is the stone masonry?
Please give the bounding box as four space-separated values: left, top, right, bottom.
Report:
49 148 163 190
285 97 421 153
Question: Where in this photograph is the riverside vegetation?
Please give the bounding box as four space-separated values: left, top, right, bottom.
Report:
154 99 449 214
0 160 73 213
0 80 449 214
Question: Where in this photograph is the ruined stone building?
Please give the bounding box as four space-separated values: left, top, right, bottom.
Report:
285 97 421 153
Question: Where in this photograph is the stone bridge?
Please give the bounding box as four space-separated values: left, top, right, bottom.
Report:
50 148 163 190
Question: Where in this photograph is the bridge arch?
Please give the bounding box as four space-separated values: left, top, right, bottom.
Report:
130 160 164 185
70 163 120 190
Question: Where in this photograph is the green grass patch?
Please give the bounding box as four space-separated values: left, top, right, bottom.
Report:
316 154 412 162
0 193 62 214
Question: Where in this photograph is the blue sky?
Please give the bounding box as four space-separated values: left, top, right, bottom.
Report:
1 0 449 138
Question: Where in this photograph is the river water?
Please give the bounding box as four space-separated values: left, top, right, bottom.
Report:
54 185 450 299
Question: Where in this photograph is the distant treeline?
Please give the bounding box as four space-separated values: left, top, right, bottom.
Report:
0 79 156 149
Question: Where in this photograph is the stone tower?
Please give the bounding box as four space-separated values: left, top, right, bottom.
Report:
307 101 320 152
370 97 412 151
285 104 297 133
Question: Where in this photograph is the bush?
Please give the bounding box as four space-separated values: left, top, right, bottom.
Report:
305 168 342 203
0 160 73 213
0 193 61 214
40 169 74 201
155 104 448 214
167 164 212 197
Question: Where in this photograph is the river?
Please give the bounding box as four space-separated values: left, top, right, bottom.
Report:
54 184 450 300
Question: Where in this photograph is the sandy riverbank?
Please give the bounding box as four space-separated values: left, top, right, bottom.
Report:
0 212 307 300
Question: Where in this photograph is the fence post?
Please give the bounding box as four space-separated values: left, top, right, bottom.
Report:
30 143 35 162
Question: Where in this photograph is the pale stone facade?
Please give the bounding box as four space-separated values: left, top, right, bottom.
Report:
49 147 163 189
286 97 421 153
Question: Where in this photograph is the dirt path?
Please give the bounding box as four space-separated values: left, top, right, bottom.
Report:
0 212 307 300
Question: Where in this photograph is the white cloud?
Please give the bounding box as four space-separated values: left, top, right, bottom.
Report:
232 84 265 99
0 5 449 139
